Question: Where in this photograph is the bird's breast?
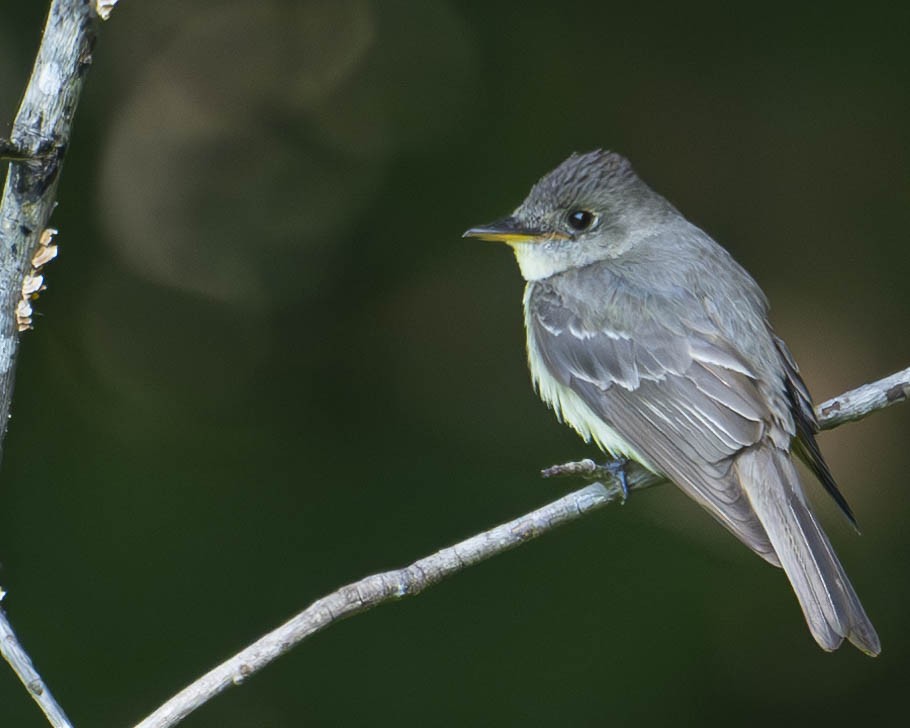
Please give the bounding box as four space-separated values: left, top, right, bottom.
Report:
522 284 655 469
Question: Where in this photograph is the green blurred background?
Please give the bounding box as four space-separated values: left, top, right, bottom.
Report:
1 1 909 725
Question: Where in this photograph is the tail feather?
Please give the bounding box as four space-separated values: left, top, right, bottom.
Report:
735 445 880 656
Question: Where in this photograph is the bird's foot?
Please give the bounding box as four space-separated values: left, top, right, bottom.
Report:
603 457 631 502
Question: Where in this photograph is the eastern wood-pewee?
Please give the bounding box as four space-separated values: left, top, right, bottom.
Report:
465 150 879 655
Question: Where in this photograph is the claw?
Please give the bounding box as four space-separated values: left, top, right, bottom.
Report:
604 457 630 502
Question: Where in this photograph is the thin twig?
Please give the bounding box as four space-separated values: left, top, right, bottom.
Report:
815 366 910 428
133 365 910 728
0 1 101 726
0 607 73 728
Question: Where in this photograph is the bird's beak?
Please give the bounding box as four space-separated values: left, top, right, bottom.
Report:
462 216 550 244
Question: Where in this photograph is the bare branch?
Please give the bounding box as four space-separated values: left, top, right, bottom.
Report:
0 0 97 445
0 0 101 725
815 366 910 428
133 365 910 728
0 606 73 728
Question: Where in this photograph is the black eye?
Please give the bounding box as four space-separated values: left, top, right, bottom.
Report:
567 209 595 231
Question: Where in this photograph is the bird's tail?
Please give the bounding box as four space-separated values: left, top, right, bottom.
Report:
734 445 880 655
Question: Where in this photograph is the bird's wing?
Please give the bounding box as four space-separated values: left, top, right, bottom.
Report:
528 278 785 563
772 334 858 529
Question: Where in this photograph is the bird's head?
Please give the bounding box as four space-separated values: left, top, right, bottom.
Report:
464 150 670 280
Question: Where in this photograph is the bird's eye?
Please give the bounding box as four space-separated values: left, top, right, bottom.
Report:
566 209 595 232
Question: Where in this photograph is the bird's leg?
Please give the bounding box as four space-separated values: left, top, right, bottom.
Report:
603 456 631 502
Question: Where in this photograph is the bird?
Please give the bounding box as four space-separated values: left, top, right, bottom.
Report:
464 149 879 655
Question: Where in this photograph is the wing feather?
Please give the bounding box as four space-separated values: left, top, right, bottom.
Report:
528 275 780 562
772 334 858 528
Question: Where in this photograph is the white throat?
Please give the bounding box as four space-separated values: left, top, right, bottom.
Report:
510 242 571 281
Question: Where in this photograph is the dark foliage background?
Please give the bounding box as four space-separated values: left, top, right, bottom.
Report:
1 1 908 725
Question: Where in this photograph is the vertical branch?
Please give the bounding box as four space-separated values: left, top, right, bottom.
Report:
0 0 97 459
0 1 106 726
